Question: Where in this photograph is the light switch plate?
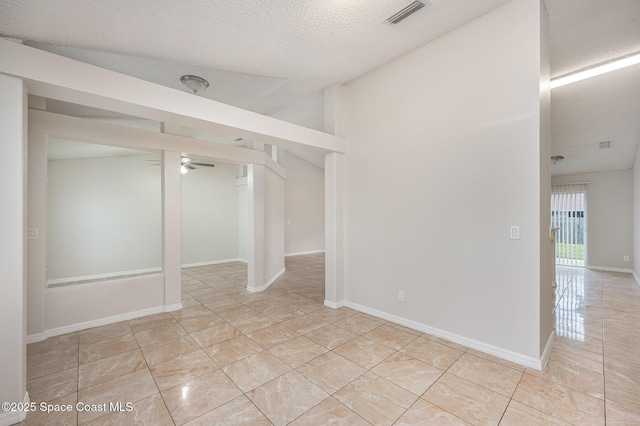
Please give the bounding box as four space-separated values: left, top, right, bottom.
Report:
510 226 520 240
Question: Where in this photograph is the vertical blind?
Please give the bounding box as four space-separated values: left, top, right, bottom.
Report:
551 183 588 267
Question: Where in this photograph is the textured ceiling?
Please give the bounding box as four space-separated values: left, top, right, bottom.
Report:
1 0 639 175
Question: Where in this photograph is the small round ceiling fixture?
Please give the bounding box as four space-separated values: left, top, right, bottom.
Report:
180 75 209 95
551 155 564 164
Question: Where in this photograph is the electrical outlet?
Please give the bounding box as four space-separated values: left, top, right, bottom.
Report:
398 291 405 301
624 255 630 262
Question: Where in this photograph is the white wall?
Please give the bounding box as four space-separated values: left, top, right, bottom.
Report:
264 167 286 282
634 145 640 283
268 91 324 132
47 153 162 281
284 151 325 255
553 170 634 271
342 0 551 365
0 74 27 424
181 161 240 265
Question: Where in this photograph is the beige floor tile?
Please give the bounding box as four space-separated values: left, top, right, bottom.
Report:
77 369 158 424
333 337 395 369
27 333 78 360
20 392 77 426
79 334 139 365
296 351 366 394
527 347 604 399
334 371 417 426
334 315 381 335
189 323 242 348
605 372 640 413
289 396 370 426
447 353 523 397
464 349 526 372
226 312 279 334
181 296 202 308
149 349 218 390
606 401 640 425
128 312 176 332
222 350 291 392
308 307 356 323
78 349 146 390
170 305 213 322
499 400 572 426
27 367 77 403
205 335 263 367
425 335 469 352
553 335 603 356
78 322 132 346
400 337 464 370
183 395 271 425
82 394 173 426
203 298 243 312
139 335 200 367
512 373 605 426
261 305 305 322
422 373 509 426
27 346 78 380
177 312 226 334
247 323 298 348
395 399 470 425
372 352 444 396
363 324 419 350
133 322 187 347
161 370 243 426
247 370 329 426
268 336 328 368
304 324 358 349
281 315 329 334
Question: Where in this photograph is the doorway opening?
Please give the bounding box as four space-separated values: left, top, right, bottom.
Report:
551 184 587 267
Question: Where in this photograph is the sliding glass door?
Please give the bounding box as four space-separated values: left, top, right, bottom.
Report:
551 184 587 267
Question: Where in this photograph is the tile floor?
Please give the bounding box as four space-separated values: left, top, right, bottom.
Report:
20 255 640 425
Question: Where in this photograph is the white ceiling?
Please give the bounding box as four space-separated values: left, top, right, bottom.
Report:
1 0 639 175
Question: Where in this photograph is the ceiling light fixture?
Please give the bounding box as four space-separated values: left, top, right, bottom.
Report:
550 52 640 89
551 155 564 164
180 165 188 174
180 75 209 95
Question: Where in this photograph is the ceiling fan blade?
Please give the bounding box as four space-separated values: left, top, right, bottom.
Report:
190 162 216 168
184 163 196 170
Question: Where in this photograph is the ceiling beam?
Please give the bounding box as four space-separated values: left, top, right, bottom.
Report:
0 39 345 156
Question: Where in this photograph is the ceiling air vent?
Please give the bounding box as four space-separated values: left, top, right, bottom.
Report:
599 141 612 149
386 1 427 24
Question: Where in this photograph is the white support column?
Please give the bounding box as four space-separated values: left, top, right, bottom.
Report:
324 152 344 308
247 164 265 292
162 151 182 310
0 73 28 425
27 131 47 339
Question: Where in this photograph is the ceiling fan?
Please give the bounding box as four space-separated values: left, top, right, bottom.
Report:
147 156 215 174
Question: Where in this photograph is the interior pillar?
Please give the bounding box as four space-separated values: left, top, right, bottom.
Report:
0 73 28 424
247 163 265 291
324 152 344 308
162 150 182 310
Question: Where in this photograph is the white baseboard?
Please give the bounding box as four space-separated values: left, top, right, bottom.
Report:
0 392 29 426
164 303 183 312
182 258 246 268
247 268 286 293
344 301 547 371
47 267 162 286
540 331 555 371
324 299 344 309
587 265 634 274
285 250 325 257
26 304 181 343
